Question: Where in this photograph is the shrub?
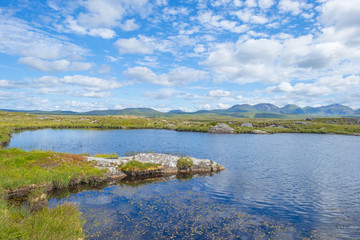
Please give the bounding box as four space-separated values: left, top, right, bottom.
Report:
118 159 161 171
176 157 194 170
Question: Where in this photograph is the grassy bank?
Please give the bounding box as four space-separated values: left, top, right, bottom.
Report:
0 148 108 240
0 195 85 240
0 148 106 190
0 111 360 147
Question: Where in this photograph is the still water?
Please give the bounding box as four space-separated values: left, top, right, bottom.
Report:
8 129 360 239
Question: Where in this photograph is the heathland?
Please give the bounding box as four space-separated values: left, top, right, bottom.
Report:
0 110 359 239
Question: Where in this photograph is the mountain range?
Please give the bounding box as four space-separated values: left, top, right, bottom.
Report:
2 104 360 118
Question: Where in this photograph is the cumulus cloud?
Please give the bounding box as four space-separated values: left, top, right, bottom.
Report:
266 75 360 100
319 0 360 47
258 0 275 9
61 75 125 90
115 36 155 54
198 11 248 33
123 66 208 86
58 0 150 38
18 57 94 72
208 89 231 97
233 9 268 24
203 38 283 83
278 0 312 16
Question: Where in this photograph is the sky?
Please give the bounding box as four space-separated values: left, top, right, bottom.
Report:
0 0 360 112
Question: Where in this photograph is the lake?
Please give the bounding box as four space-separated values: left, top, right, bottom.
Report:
8 129 360 239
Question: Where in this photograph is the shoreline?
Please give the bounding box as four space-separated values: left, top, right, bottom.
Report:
2 125 360 147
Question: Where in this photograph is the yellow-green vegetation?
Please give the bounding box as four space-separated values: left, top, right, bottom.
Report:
0 194 85 240
0 111 360 148
0 148 106 190
118 160 161 172
94 153 118 158
0 148 109 240
177 157 194 169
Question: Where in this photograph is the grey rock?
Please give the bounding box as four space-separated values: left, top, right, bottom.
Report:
295 121 307 125
306 118 314 121
241 122 253 127
252 130 270 134
209 123 235 134
87 153 225 176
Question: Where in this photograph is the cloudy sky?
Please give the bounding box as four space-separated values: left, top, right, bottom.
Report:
0 0 360 112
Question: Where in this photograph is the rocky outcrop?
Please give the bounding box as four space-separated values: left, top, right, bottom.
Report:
241 122 253 127
88 153 225 177
209 123 235 134
252 130 270 134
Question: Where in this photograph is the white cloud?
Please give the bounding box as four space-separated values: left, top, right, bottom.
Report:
76 0 150 28
245 0 257 8
198 11 248 33
0 80 17 88
114 36 155 54
208 89 231 97
56 0 150 38
266 75 360 99
64 16 116 39
278 0 312 16
319 0 360 47
218 103 231 109
233 9 268 24
61 75 125 90
123 66 208 86
18 57 94 72
203 38 283 83
258 0 275 9
119 19 140 31
0 13 89 60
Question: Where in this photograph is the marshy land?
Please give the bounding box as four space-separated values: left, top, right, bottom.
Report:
1 111 360 239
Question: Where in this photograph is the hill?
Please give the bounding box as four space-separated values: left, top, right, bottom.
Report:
2 103 360 118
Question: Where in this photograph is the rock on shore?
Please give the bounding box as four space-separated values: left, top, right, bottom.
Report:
209 123 235 134
87 153 225 177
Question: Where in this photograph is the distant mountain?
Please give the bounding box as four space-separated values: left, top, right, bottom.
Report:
2 103 359 118
228 104 256 112
281 104 305 114
83 108 166 117
303 104 354 116
253 103 281 113
0 109 77 115
168 110 186 114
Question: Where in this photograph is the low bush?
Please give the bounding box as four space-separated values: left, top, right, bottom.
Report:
177 157 194 170
118 159 161 172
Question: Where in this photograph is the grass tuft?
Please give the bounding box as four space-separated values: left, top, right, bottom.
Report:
93 153 118 159
177 157 194 170
0 195 85 240
118 159 161 172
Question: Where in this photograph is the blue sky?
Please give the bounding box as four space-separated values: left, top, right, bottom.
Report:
1 0 360 112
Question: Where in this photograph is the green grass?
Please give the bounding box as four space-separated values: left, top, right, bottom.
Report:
177 157 194 170
93 153 118 158
0 195 85 240
0 148 106 190
119 159 161 172
0 111 360 148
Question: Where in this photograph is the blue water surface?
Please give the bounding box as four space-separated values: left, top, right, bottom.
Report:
8 129 360 239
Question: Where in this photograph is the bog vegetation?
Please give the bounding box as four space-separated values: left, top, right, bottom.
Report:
0 110 359 239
